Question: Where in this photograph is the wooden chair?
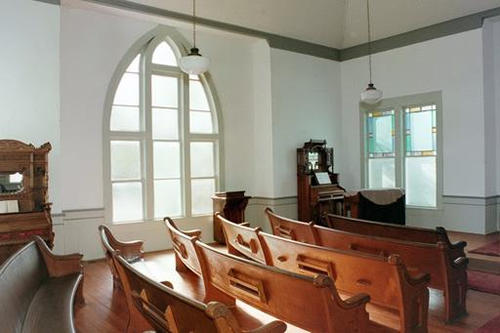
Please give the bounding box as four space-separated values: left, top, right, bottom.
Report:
314 225 468 323
217 213 267 264
163 217 203 276
265 207 319 244
194 240 371 333
98 225 144 289
113 252 287 333
259 232 430 333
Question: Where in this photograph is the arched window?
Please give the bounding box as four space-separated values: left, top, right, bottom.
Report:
105 31 221 224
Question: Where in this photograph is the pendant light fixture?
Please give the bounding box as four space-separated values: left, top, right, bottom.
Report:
360 0 382 104
180 0 210 75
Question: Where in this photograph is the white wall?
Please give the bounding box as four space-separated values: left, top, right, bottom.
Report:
0 0 61 212
340 29 490 233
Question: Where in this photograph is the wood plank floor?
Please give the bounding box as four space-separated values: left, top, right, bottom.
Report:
75 233 500 333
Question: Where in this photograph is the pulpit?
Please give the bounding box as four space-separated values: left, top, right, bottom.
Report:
212 191 251 243
297 140 345 225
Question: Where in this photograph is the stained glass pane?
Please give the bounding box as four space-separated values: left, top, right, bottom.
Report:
405 105 436 154
152 108 178 139
154 179 182 218
367 111 394 156
154 142 180 179
368 158 395 188
152 42 178 66
111 141 141 181
405 157 436 207
110 106 140 132
191 178 215 215
189 80 210 111
191 142 214 177
152 75 178 108
190 111 213 134
112 182 143 222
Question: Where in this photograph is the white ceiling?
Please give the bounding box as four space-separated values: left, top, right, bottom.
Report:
125 0 500 48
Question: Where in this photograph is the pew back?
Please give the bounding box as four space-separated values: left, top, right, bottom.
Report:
265 208 319 244
195 240 370 333
218 213 267 264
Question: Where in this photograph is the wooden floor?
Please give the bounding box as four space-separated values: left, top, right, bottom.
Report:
75 232 500 333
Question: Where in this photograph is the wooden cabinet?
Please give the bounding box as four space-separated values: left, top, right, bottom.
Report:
212 191 250 244
297 140 344 225
0 140 53 264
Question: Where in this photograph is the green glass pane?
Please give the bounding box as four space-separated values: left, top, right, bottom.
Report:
368 115 394 154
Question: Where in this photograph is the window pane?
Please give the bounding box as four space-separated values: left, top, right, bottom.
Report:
367 111 394 155
191 178 215 215
112 182 143 222
152 42 177 66
406 157 436 207
190 80 210 111
152 108 178 139
111 141 141 180
190 111 213 134
113 73 139 106
154 142 180 179
154 179 182 218
405 106 436 153
110 106 140 131
152 75 178 108
191 142 214 177
126 55 140 73
368 158 395 188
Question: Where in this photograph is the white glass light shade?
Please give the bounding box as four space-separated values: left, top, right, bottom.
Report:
180 48 210 75
360 83 383 104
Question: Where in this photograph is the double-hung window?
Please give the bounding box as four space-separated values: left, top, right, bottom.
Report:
362 92 441 208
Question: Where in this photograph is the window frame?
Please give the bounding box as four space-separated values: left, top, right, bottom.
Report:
360 91 443 209
103 27 224 225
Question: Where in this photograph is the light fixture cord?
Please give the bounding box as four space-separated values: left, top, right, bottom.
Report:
366 0 373 84
192 0 197 48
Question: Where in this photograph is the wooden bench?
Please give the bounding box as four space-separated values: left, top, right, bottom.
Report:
113 249 287 333
164 217 203 276
326 214 468 322
0 236 83 333
194 240 371 333
220 214 430 332
265 207 319 244
266 209 468 322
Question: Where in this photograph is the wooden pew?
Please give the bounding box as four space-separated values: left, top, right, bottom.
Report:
113 252 287 333
266 211 468 323
265 207 319 244
217 213 267 264
194 240 371 333
314 225 468 323
164 217 203 276
220 214 430 332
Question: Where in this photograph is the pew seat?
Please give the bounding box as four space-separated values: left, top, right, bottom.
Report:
219 214 430 332
0 236 83 333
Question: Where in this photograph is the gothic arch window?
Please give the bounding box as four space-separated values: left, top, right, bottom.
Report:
104 31 221 224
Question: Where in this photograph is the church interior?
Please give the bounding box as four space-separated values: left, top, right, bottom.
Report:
1 0 500 332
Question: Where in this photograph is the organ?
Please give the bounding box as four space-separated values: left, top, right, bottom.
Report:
297 140 344 224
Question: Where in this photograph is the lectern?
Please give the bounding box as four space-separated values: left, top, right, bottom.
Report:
212 191 251 243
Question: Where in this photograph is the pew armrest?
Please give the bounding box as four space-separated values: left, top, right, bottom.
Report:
246 321 287 333
449 240 467 250
451 256 469 269
35 236 83 277
113 239 144 262
342 293 370 309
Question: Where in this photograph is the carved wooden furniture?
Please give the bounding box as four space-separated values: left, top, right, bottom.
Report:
212 191 251 243
266 208 319 244
0 140 53 264
344 189 405 225
220 214 430 332
297 140 345 225
194 240 371 333
98 225 144 290
0 236 83 333
113 253 287 333
164 217 203 276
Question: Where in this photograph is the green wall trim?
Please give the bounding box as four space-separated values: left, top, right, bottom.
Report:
34 0 500 61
